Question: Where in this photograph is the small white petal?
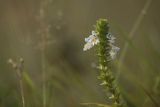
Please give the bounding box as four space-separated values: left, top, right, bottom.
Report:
110 45 120 59
92 30 98 36
85 37 89 42
83 42 94 51
92 39 99 45
106 33 116 43
112 45 120 51
85 35 95 43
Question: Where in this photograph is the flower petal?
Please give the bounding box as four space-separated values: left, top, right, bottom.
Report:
83 30 100 51
83 42 94 51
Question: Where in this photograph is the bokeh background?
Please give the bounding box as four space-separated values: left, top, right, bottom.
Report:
0 0 160 107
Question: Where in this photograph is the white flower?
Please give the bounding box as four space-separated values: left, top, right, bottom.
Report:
106 33 116 43
83 31 99 51
106 33 120 60
109 45 120 60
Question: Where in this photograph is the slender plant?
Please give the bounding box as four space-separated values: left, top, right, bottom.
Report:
38 1 51 107
117 0 153 80
83 19 123 107
8 58 25 107
36 0 55 105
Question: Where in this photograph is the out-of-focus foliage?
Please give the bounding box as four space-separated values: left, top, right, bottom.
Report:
0 0 160 107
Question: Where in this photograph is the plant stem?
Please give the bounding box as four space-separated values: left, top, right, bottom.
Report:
117 0 153 80
39 1 48 106
19 77 25 107
8 58 26 107
41 34 47 107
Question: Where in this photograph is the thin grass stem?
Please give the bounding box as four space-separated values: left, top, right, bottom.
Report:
41 35 47 107
117 0 153 80
8 58 26 107
19 77 25 107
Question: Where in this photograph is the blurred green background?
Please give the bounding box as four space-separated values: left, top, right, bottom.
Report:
0 0 160 107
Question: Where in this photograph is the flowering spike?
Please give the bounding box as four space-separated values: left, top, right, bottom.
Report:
83 19 123 107
95 19 122 107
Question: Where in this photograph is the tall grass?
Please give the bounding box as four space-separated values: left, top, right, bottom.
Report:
8 58 25 107
117 0 153 80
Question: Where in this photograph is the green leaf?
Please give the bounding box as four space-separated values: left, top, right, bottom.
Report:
81 102 111 107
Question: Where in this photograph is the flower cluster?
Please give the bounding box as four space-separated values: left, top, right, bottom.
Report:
83 31 120 60
83 31 99 51
106 33 120 60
